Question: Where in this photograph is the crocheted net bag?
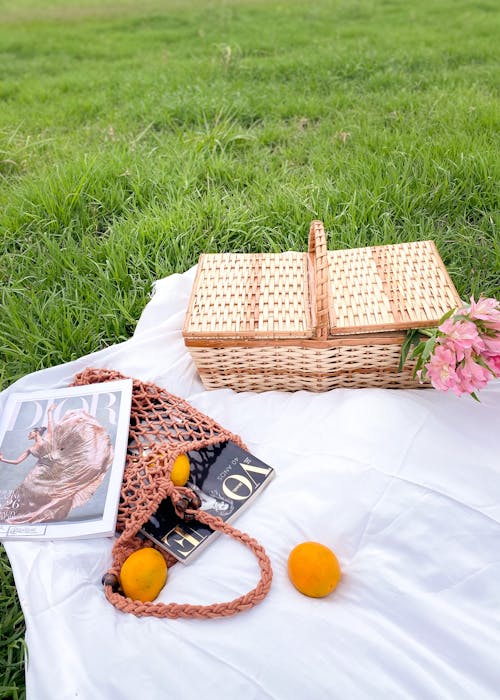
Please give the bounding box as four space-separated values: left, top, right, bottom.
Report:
72 368 273 619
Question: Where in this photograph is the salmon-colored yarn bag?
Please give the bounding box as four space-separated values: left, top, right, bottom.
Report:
72 368 273 619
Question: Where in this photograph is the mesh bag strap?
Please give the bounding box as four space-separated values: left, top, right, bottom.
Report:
72 368 273 618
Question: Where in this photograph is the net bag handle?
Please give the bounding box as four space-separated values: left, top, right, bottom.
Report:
72 368 273 619
308 220 330 340
103 445 273 619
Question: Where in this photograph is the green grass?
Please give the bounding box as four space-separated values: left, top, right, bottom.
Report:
1 0 499 695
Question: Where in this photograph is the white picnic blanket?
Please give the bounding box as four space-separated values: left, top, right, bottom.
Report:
3 268 500 700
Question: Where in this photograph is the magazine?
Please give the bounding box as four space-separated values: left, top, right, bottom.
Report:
0 379 133 540
141 440 275 563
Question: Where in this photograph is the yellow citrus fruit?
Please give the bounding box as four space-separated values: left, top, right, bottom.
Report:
287 541 341 598
171 453 190 486
119 548 168 602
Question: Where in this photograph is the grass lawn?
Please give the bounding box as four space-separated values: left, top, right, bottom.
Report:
0 0 499 695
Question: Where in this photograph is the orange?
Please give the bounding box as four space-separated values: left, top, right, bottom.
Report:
287 541 341 598
119 548 168 602
170 453 191 486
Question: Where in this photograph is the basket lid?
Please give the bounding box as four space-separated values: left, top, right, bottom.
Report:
183 251 313 340
326 240 462 336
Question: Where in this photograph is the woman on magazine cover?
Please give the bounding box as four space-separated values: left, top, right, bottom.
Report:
0 403 114 524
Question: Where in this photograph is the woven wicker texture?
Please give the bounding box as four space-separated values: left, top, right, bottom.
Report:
183 221 461 392
184 252 311 339
308 220 330 340
188 340 421 392
327 240 461 335
72 368 273 618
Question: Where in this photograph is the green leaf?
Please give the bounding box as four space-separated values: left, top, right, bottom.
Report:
398 329 421 371
421 337 436 363
438 307 457 323
475 355 496 376
411 342 426 357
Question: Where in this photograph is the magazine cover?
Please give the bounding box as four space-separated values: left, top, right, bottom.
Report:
0 378 133 540
141 440 275 563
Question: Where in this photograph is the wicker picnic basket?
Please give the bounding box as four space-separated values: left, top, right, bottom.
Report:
182 221 461 392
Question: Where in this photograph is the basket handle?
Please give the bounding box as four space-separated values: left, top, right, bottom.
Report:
308 220 330 339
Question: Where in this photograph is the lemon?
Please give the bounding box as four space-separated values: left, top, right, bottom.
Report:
120 548 167 602
287 541 341 598
171 453 191 486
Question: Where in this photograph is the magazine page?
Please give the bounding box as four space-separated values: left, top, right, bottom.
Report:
141 440 275 563
0 379 133 540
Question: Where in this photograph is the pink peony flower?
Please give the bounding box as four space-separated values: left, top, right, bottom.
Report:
408 294 500 398
425 346 494 396
468 296 500 331
437 318 484 360
425 345 459 392
453 356 492 395
482 335 500 355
